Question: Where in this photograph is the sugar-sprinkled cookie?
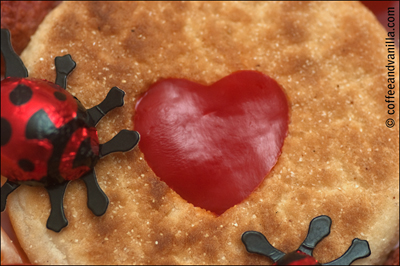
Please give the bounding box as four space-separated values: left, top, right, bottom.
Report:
4 1 399 265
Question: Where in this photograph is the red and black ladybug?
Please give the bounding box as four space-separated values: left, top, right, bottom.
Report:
1 28 140 232
242 215 371 265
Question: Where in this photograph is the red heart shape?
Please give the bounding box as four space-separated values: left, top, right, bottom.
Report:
134 71 289 215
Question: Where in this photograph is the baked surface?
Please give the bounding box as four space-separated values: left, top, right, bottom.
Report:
5 1 399 264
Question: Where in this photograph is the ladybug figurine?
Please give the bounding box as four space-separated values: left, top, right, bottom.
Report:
242 215 371 265
1 28 140 232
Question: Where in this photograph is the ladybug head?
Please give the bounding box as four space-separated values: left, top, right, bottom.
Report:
242 215 371 265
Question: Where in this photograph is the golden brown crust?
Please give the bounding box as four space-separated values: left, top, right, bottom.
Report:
5 1 399 265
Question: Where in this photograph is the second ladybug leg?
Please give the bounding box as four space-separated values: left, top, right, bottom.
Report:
323 238 371 266
99 130 140 158
1 28 28 78
45 182 69 232
54 54 76 89
297 215 332 256
1 180 20 212
87 87 126 127
241 231 286 262
81 170 109 216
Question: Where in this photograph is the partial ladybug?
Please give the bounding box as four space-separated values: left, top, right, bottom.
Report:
1 28 140 232
242 215 371 265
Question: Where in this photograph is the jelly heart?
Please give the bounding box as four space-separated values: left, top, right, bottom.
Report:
134 71 289 215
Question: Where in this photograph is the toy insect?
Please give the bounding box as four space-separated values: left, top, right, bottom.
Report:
1 28 140 232
242 215 371 265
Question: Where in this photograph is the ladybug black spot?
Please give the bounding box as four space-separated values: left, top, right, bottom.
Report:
18 159 35 172
26 109 56 140
9 84 33 106
54 91 67 101
1 118 12 146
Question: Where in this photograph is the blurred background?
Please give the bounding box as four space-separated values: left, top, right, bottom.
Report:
361 1 399 46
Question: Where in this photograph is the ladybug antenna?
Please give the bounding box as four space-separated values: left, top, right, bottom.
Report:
1 181 20 212
323 238 371 266
1 28 28 78
241 231 286 262
297 215 332 256
54 54 76 89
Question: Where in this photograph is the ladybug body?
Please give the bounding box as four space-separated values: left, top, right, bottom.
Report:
1 77 99 186
1 28 140 232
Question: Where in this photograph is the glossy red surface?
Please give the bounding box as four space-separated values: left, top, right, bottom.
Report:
135 71 289 215
58 125 99 181
273 251 320 265
1 77 99 183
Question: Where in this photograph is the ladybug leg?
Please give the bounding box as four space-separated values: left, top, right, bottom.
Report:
54 54 76 89
1 28 28 78
81 170 109 216
1 180 20 212
99 130 140 158
323 238 371 265
297 215 332 256
87 87 126 126
45 182 69 232
241 231 286 262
